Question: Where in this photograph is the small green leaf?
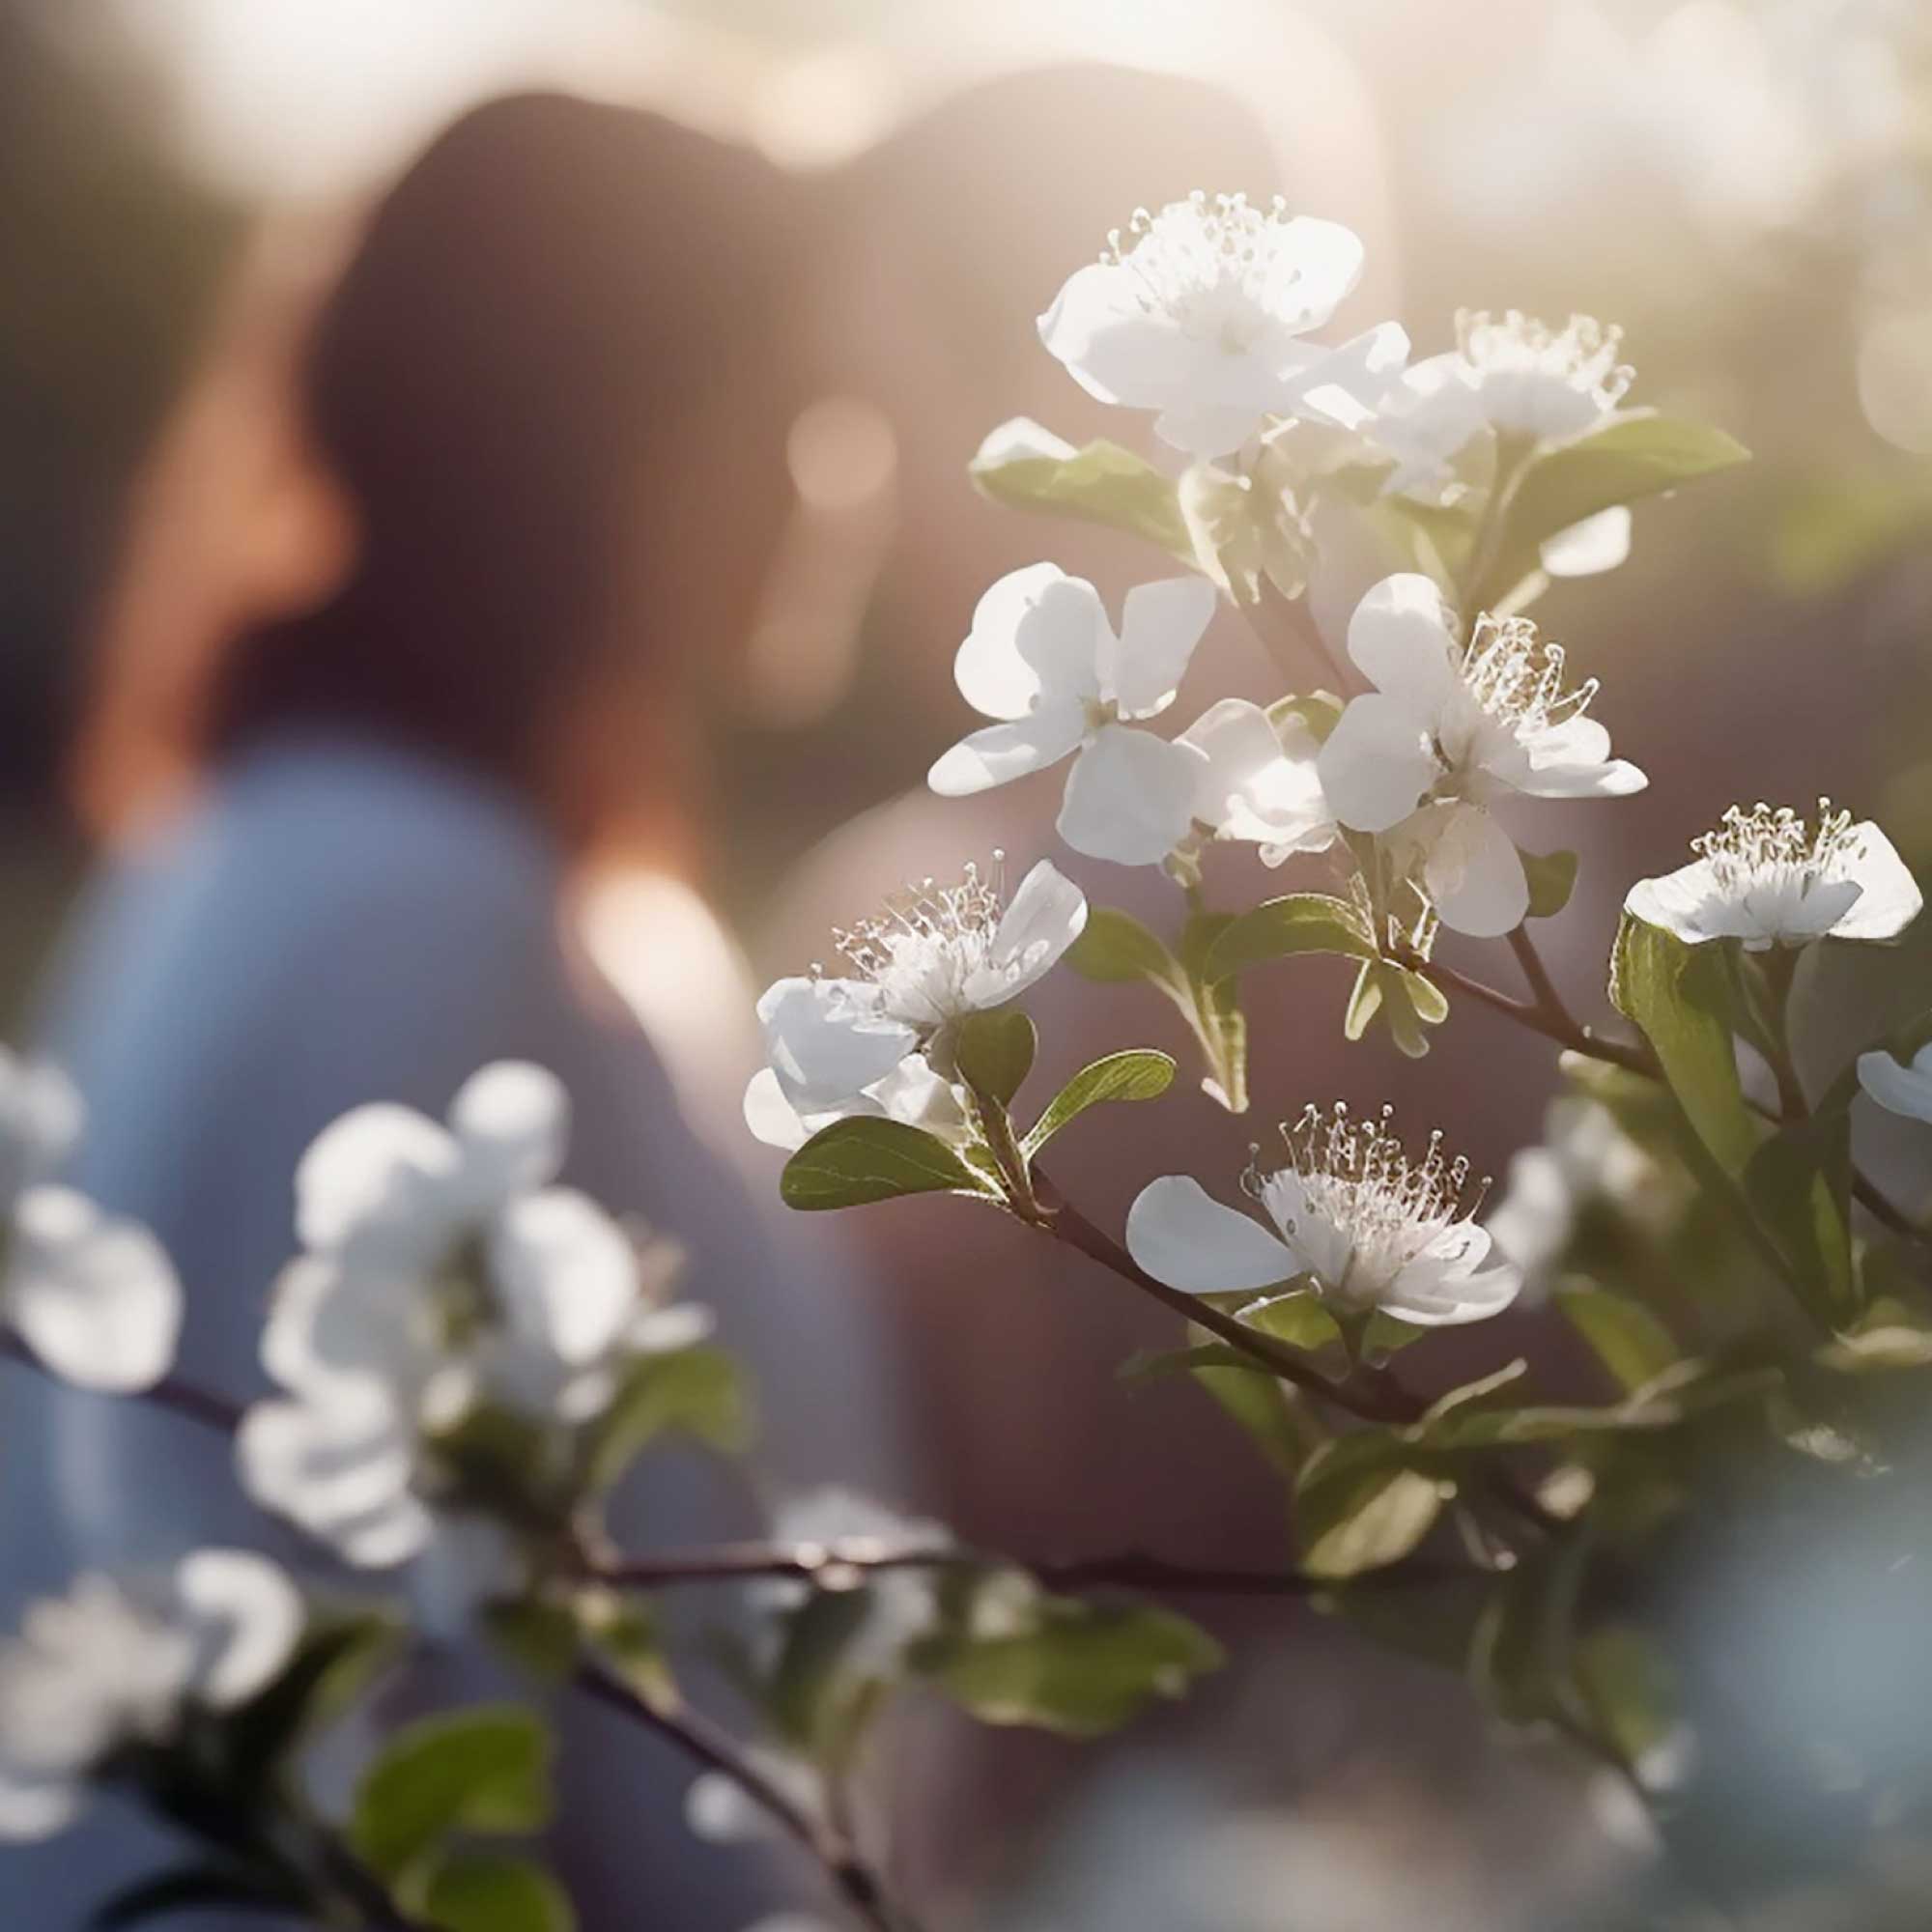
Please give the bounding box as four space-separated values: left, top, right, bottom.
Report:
1346 960 1448 1059
1481 411 1750 607
1520 847 1580 920
971 425 1194 559
1118 1342 1275 1387
1610 914 1759 1179
349 1707 552 1884
1298 1458 1443 1579
1202 894 1375 983
482 1601 582 1685
1266 691 1344 745
1063 906 1182 986
420 1853 576 1932
582 1344 752 1492
781 1117 995 1210
912 1597 1223 1736
1243 1293 1344 1352
954 1009 1037 1106
1555 1287 1682 1394
576 1593 677 1715
1021 1050 1175 1156
1745 1109 1859 1325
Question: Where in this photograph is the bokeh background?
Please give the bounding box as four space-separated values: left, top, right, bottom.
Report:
4 1 1932 1926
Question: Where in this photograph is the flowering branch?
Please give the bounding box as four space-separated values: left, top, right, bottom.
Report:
575 1663 909 1932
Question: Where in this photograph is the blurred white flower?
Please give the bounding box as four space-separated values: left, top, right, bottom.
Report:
1176 699 1337 866
1857 1041 1932 1122
1487 1096 1669 1296
686 1748 824 1847
749 858 1084 1141
1126 1102 1520 1326
1037 192 1406 457
240 1064 684 1576
1626 802 1921 950
0 1550 301 1841
0 1049 182 1394
927 563 1217 866
1317 576 1646 936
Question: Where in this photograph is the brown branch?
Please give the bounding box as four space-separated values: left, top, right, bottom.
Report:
575 1663 908 1932
0 1328 245 1435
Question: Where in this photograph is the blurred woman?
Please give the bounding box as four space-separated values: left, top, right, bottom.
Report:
5 91 902 1926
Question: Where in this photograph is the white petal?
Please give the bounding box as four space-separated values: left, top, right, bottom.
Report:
1037 261 1210 409
927 704 1089 798
489 1186 638 1367
744 1067 811 1151
0 1055 82 1202
1624 860 1756 946
755 976 918 1114
448 1062 569 1203
1513 716 1648 799
1486 1148 1575 1273
6 1186 183 1393
1179 698 1333 851
1420 805 1531 937
174 1549 304 1709
976 861 1088 1005
1282 321 1412 431
1317 694 1439 833
1540 505 1632 578
1346 574 1462 700
1264 215 1367 327
0 1759 81 1840
953 565 1106 721
1831 823 1923 942
236 1396 426 1565
1858 1048 1932 1123
1056 725 1207 867
1103 576 1218 720
1125 1176 1297 1295
973 416 1076 468
1382 1259 1522 1326
296 1102 457 1254
1152 400 1278 459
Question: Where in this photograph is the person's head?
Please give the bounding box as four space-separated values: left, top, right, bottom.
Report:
77 91 805 861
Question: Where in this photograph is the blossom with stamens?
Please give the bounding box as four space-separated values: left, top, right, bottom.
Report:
748 859 1086 1136
1625 802 1921 951
1127 1103 1520 1325
1176 697 1337 864
1372 309 1635 497
928 563 1217 867
0 1047 181 1394
1037 192 1407 457
1318 575 1646 936
0 1550 302 1841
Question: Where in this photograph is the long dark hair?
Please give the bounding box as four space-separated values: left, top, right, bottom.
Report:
129 92 798 839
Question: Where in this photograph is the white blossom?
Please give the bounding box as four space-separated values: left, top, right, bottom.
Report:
0 1550 301 1840
1372 310 1634 497
0 1048 182 1394
1037 192 1406 457
928 564 1219 867
1176 698 1337 865
1317 575 1646 936
1125 1102 1520 1327
748 858 1085 1137
1625 802 1921 951
239 1064 686 1579
1858 1041 1932 1123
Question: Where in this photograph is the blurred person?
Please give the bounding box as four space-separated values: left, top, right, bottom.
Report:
3 91 905 1927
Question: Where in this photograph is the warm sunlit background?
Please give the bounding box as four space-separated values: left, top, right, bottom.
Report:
4 2 1932 1926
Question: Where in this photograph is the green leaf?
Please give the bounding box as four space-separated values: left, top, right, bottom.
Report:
1745 1108 1858 1325
482 1601 582 1685
1481 411 1749 606
1346 959 1448 1059
954 1009 1037 1106
1610 914 1759 1179
349 1707 552 1884
1520 847 1579 920
1021 1050 1175 1156
1242 1293 1345 1352
780 1117 995 1210
1118 1342 1275 1388
1063 906 1181 986
1300 1463 1443 1579
1202 894 1375 983
420 1853 576 1932
1191 1360 1322 1477
1266 691 1344 744
912 1597 1222 1736
225 1611 400 1780
1555 1287 1682 1395
90 1867 307 1930
576 1593 677 1715
1574 1626 1680 1770
582 1343 752 1492
970 425 1193 559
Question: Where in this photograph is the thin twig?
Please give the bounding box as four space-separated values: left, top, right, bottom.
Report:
575 1663 908 1932
0 1328 245 1434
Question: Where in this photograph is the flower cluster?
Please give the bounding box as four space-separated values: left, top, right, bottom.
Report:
0 1550 301 1840
239 1063 697 1611
0 1049 182 1394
